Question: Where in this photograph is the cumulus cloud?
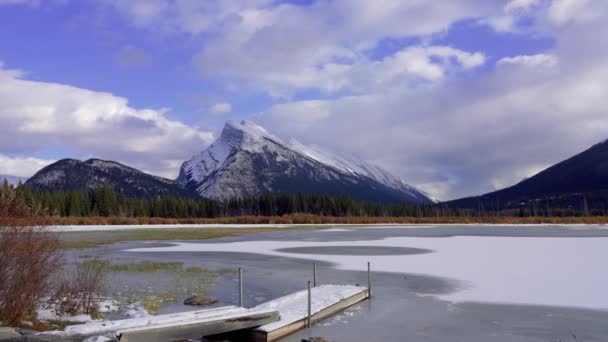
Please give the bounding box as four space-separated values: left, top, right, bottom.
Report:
188 1 495 97
256 2 608 200
0 63 214 178
103 0 497 97
497 54 558 68
209 102 231 114
481 0 544 32
106 0 274 34
547 0 601 25
505 0 542 12
0 155 55 178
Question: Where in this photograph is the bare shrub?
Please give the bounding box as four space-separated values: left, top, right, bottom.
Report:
50 258 109 317
0 220 61 325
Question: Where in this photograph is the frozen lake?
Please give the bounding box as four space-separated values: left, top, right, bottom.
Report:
66 225 608 341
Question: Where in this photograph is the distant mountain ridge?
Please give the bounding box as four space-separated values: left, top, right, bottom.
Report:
25 158 195 198
447 139 608 209
177 120 434 204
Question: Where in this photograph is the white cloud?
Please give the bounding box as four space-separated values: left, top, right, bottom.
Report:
263 100 331 127
0 155 55 178
505 0 542 13
106 0 274 34
497 54 558 68
257 11 608 200
547 0 601 25
103 1 497 97
481 0 543 33
0 63 215 179
209 102 231 114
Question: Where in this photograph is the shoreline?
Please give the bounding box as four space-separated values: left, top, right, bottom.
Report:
6 215 608 227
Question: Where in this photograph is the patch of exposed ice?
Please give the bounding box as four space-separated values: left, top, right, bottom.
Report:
319 228 354 232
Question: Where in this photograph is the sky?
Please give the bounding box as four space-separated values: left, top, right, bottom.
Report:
0 0 607 201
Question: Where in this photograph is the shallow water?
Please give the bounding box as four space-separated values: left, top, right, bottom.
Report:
63 225 608 341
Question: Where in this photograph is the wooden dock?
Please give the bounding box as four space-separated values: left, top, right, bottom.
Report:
44 285 369 342
247 285 369 342
117 308 279 342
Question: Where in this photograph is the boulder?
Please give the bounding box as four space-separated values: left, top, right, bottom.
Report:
183 295 218 306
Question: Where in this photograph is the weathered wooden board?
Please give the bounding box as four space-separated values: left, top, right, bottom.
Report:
117 309 280 342
58 306 246 338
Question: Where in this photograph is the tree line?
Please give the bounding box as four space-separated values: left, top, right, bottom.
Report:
1 179 604 218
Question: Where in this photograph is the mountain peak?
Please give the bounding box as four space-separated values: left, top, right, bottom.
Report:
26 158 194 198
220 120 284 148
178 120 434 204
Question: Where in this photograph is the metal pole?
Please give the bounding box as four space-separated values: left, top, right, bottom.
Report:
367 261 372 298
239 267 243 307
313 263 317 287
307 280 312 328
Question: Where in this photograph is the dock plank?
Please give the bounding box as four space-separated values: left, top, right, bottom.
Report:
63 306 247 337
117 309 280 342
248 285 369 342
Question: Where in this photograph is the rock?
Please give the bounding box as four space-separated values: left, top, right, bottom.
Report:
183 295 218 306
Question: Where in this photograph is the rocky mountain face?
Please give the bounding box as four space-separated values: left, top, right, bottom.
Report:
25 158 195 198
447 139 608 209
177 120 434 204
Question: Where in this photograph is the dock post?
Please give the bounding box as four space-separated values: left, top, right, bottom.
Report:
307 280 312 328
367 261 372 298
313 263 317 287
239 267 243 307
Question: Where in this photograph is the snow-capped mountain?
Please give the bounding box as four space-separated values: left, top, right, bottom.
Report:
26 158 195 198
0 174 28 186
177 120 434 204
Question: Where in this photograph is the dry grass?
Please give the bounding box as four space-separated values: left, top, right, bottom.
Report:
49 259 109 316
58 227 299 249
6 214 608 226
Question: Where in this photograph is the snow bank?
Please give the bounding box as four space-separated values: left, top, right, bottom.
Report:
253 285 365 332
127 236 608 310
37 309 93 323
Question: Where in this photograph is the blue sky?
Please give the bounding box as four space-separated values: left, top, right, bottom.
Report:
0 0 607 200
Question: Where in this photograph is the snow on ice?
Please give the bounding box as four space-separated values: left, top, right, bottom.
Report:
127 235 608 310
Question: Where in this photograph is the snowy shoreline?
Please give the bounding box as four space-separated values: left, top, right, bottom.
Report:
48 223 608 232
